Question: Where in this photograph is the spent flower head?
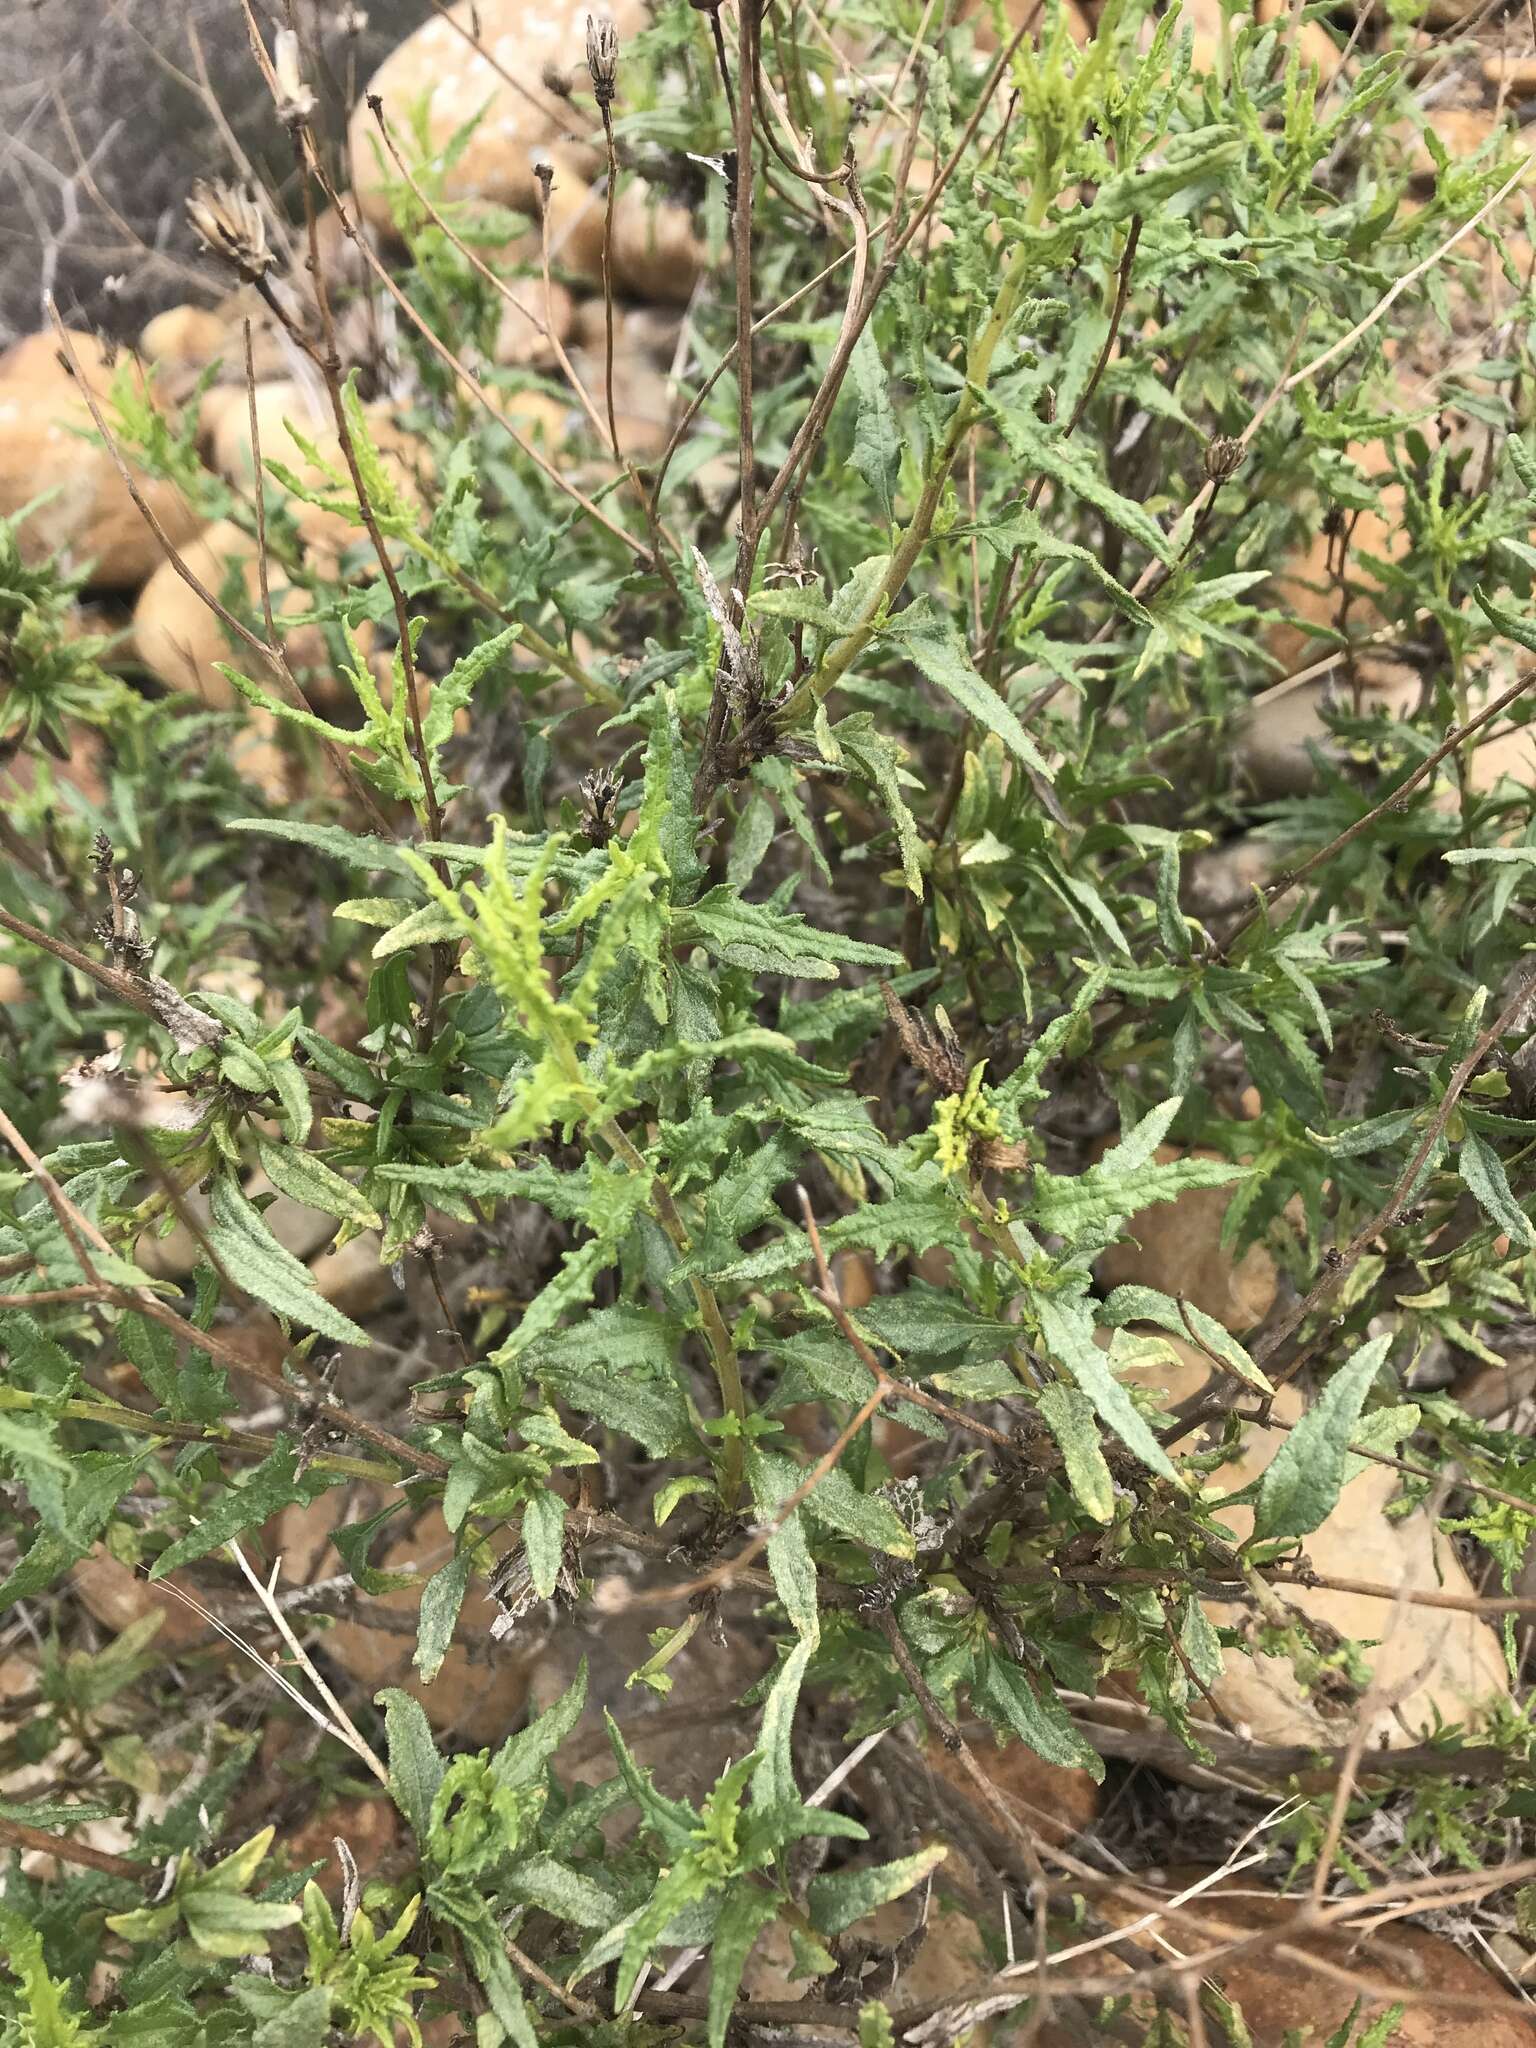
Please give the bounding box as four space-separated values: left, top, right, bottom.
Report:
585 13 619 113
185 180 273 285
1204 433 1245 484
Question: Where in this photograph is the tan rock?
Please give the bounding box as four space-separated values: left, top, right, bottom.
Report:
960 0 1091 49
207 377 333 489
275 1498 532 1745
604 180 708 304
140 304 231 372
223 382 428 574
1085 1868 1534 2048
1486 52 1536 96
494 274 575 368
1095 1142 1278 1334
569 298 684 362
133 519 360 716
69 1545 211 1653
279 1789 400 1892
1407 106 1507 185
501 387 577 447
569 346 674 459
1116 1334 1510 1745
0 329 202 589
1238 660 1423 799
1466 717 1536 794
351 0 642 232
1255 0 1337 75
1197 1384 1509 1747
353 5 706 300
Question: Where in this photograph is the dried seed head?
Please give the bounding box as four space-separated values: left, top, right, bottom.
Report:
90 830 114 874
186 179 273 285
273 27 318 128
542 62 574 97
578 765 623 845
1204 433 1244 484
585 13 619 112
533 156 555 212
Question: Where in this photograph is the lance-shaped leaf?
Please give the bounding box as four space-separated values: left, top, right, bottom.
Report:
1253 1333 1393 1541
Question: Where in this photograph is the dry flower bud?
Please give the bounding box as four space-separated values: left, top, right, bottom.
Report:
1204 433 1244 484
578 765 623 845
533 156 556 211
585 13 619 113
273 27 319 127
186 179 273 284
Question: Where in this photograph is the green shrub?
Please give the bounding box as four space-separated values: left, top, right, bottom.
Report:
1 0 1534 2038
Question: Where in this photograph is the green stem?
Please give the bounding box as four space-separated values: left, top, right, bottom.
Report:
598 1116 748 1515
777 228 1043 729
413 534 621 713
629 1608 704 1690
542 1023 748 1513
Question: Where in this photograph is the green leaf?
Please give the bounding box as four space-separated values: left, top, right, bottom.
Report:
748 1450 820 1640
707 1888 781 2048
414 1550 470 1684
255 1135 382 1232
206 1169 371 1346
522 1486 567 1599
227 817 413 873
372 900 466 959
0 1452 140 1612
1459 1132 1536 1248
1037 1383 1115 1524
505 1853 619 1929
150 1442 336 1577
527 1306 695 1456
494 1660 587 1789
891 605 1054 778
975 1649 1104 1779
1253 1333 1393 1541
267 1055 313 1146
0 1908 109 2044
0 1796 119 1829
971 500 1152 623
1100 1285 1274 1395
1034 1298 1177 1482
1031 1152 1247 1243
990 402 1178 564
423 624 521 760
800 1466 916 1558
848 329 902 527
377 1689 444 1839
679 887 904 979
180 1889 302 1960
807 1844 947 1936
860 2004 897 2048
